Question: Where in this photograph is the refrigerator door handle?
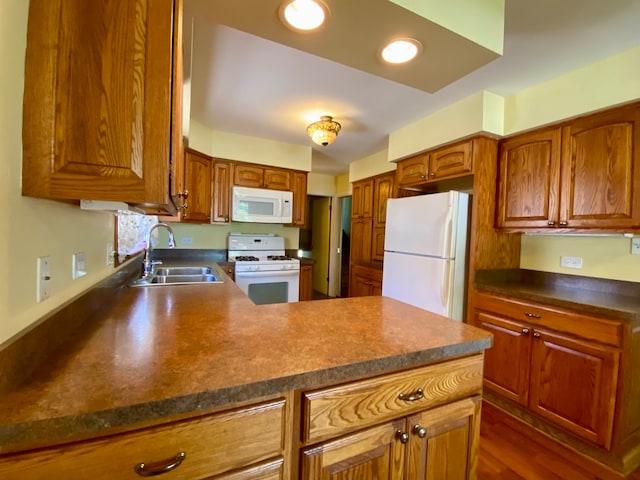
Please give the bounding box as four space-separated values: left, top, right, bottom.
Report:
443 205 454 257
441 260 451 309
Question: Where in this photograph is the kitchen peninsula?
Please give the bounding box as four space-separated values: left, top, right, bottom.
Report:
0 259 491 479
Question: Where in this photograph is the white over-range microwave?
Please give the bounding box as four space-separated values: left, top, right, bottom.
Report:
231 186 293 224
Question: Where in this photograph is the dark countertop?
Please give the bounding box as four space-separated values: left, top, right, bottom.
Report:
0 256 491 454
475 269 640 321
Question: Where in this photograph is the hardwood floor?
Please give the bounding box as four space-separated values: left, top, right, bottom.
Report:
478 402 640 480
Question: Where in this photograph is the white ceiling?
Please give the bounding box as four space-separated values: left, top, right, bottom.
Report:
184 0 640 175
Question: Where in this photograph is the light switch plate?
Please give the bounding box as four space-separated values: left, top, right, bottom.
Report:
72 252 87 279
632 238 640 255
560 256 583 269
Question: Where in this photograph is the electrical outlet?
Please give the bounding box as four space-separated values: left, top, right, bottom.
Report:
560 255 583 269
106 242 115 266
180 236 193 245
72 252 87 279
632 238 640 255
37 256 51 302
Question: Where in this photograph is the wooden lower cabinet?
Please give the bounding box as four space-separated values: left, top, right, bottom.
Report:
349 264 382 297
473 291 640 476
299 264 314 301
0 400 285 480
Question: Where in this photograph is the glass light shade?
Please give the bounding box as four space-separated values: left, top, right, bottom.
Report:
381 38 422 64
307 116 341 146
281 0 326 31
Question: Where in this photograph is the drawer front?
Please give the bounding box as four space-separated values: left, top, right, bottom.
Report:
0 400 285 480
351 264 382 282
302 355 483 444
475 292 622 347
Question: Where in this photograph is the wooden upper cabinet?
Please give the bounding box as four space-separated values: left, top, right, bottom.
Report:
22 0 180 215
373 172 394 227
396 154 429 187
430 139 473 180
497 127 562 229
560 105 640 229
498 103 640 231
289 171 308 227
212 160 231 223
182 150 212 223
233 164 291 190
352 179 374 218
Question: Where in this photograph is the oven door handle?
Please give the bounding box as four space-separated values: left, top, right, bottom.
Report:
235 270 299 278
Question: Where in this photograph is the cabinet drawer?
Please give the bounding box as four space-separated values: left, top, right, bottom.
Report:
475 292 622 347
0 400 285 480
351 264 382 282
302 355 483 444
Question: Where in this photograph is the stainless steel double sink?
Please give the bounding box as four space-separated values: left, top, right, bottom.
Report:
130 265 223 287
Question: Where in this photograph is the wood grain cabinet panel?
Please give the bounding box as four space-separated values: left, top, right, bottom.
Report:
498 103 640 231
22 0 181 215
429 140 473 181
348 262 380 297
289 171 308 227
299 264 314 301
396 154 430 187
182 149 212 223
352 179 374 219
233 165 291 191
473 292 621 450
212 160 231 223
0 400 285 480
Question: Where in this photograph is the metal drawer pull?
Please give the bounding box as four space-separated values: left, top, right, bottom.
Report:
398 388 424 402
396 429 409 444
135 452 186 477
521 328 530 335
413 424 427 438
524 312 541 319
533 332 541 338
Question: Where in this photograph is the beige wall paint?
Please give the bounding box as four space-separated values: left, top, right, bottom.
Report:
520 235 640 282
349 150 396 183
504 45 640 135
311 197 331 294
335 174 352 197
389 0 504 54
1 1 119 345
388 91 504 161
307 173 336 196
164 222 300 250
188 120 312 171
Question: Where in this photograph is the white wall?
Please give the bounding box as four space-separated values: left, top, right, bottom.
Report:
1 1 118 345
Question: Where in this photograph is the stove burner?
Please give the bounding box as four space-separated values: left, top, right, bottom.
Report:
268 255 291 261
235 256 259 261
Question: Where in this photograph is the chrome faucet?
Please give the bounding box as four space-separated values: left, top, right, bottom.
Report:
141 223 176 278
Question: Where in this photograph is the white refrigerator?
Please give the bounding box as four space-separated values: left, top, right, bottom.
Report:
382 191 470 321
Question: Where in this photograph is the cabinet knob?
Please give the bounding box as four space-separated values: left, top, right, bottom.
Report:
559 220 568 226
413 424 427 438
396 429 409 444
524 312 541 319
547 220 556 226
134 452 186 477
177 190 189 199
533 332 541 338
421 174 427 179
398 388 424 402
429 172 435 177
521 328 530 335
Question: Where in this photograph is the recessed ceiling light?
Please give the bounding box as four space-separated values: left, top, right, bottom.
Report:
380 38 422 64
280 0 328 32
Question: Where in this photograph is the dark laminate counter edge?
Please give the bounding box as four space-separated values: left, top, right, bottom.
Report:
474 269 640 321
0 338 490 453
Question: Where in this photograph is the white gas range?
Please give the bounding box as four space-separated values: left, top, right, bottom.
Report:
228 234 300 304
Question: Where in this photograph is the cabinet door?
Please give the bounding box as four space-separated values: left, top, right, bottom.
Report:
405 397 481 480
290 171 308 226
373 173 394 227
210 458 283 480
169 0 185 206
350 218 373 264
22 0 176 213
234 165 264 188
212 161 231 223
371 226 386 262
263 168 291 190
300 420 405 480
529 329 620 449
182 150 212 223
299 265 314 301
429 140 473 181
474 312 531 406
560 105 640 228
352 179 374 218
396 154 430 187
497 128 562 228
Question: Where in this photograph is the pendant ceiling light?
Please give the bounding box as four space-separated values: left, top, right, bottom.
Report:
306 115 341 146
